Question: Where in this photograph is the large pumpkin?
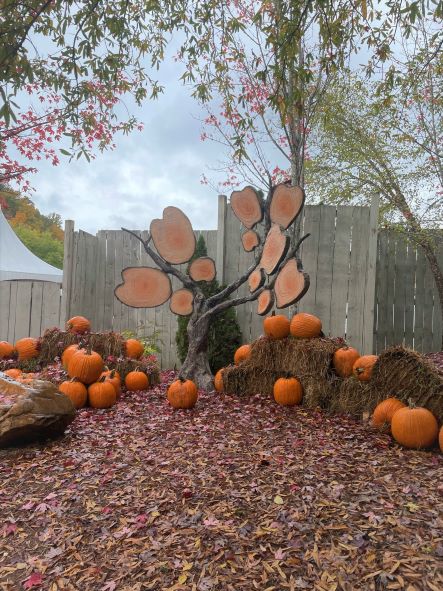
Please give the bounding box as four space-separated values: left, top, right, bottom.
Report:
290 313 322 338
273 377 303 406
88 379 117 409
15 337 39 360
125 370 149 391
62 344 80 369
67 349 104 384
4 368 22 380
234 344 251 365
59 379 88 409
167 379 198 409
264 314 290 339
352 355 378 382
66 316 91 334
391 407 439 449
372 398 406 428
125 339 144 359
214 369 224 392
333 346 360 378
0 341 14 359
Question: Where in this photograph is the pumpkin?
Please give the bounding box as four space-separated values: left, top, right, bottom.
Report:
372 398 406 428
125 338 144 359
352 355 378 381
290 313 322 338
125 370 149 391
439 426 443 453
3 368 22 379
67 349 104 384
333 346 360 378
100 369 121 398
0 341 14 359
214 369 224 392
66 316 90 334
391 406 439 449
264 313 290 339
15 337 39 360
167 379 198 409
88 378 117 409
59 379 88 409
273 377 303 406
62 344 80 369
234 344 251 365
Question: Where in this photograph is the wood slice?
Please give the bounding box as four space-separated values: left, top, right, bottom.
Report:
257 289 274 316
270 184 304 230
230 186 263 228
260 224 289 275
248 268 265 293
241 230 260 252
275 258 310 308
189 257 216 282
115 267 171 308
150 206 196 264
170 289 194 316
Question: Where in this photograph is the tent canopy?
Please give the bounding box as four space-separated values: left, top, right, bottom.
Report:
0 208 63 283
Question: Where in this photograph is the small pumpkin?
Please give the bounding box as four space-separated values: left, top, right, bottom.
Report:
125 370 149 391
352 355 378 381
290 313 322 338
214 369 224 392
88 378 117 409
125 338 144 359
439 426 443 453
264 313 290 339
372 398 406 429
62 344 80 369
333 346 360 378
15 337 39 360
100 369 121 398
0 341 14 359
167 379 198 409
59 379 88 409
234 344 251 365
66 316 91 334
391 406 439 449
67 349 104 384
3 368 22 379
273 377 303 406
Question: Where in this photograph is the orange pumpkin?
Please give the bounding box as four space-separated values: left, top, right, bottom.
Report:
234 344 251 365
333 346 360 378
88 379 117 409
125 339 144 359
290 313 322 338
439 426 443 453
0 341 14 359
100 369 121 398
264 314 290 339
15 337 39 360
66 316 91 334
59 379 88 409
125 370 149 391
352 355 378 381
167 379 198 409
3 368 22 379
391 407 439 449
273 377 303 406
214 369 224 392
372 398 406 428
67 349 104 384
62 344 80 369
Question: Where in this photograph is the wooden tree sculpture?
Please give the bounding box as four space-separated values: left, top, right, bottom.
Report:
115 184 310 390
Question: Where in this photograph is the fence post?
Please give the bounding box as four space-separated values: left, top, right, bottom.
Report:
216 195 227 284
362 194 379 354
60 220 75 326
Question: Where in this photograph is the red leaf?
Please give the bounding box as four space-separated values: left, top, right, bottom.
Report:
23 572 43 589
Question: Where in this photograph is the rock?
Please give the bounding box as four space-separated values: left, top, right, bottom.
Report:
0 373 75 448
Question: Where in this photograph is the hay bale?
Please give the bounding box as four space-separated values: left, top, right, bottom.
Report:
332 378 376 417
223 365 282 398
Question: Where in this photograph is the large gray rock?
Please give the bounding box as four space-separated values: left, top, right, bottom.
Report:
0 373 75 448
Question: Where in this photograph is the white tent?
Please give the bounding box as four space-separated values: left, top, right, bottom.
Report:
0 207 63 283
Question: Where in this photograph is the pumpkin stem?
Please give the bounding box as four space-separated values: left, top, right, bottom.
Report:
271 310 276 317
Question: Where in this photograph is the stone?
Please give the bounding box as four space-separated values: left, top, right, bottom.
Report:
0 373 75 448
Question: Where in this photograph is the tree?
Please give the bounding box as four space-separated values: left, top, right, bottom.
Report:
115 185 310 389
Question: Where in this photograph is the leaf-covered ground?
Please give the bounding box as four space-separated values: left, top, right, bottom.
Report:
1 371 442 591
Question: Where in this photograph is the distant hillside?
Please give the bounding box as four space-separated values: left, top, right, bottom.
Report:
0 187 64 269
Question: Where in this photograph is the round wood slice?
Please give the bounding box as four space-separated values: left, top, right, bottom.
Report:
257 289 274 316
260 224 289 275
270 184 305 230
230 186 263 228
189 257 216 282
115 267 171 308
170 289 194 316
150 206 196 264
241 230 260 252
275 258 310 308
248 268 265 293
